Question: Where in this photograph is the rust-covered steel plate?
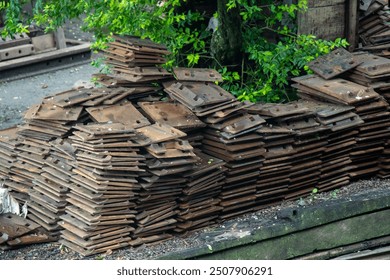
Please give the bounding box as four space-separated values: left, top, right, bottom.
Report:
164 81 235 109
352 52 390 77
44 88 105 108
292 75 379 105
247 102 310 117
173 67 223 82
138 101 205 130
24 103 83 121
86 102 150 128
308 48 361 80
136 123 186 143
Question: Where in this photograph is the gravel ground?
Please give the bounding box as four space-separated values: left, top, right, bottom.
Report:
1 178 389 260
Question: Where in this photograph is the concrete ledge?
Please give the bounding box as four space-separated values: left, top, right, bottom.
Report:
160 188 390 259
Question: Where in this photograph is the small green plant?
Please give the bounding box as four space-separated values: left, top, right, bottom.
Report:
331 189 339 199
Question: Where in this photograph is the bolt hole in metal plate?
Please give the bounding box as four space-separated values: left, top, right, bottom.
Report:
164 81 235 109
173 67 223 82
308 48 362 80
24 103 83 121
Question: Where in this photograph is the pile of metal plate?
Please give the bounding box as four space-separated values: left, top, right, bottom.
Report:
132 123 197 244
0 214 56 250
138 100 206 149
104 36 172 83
59 123 146 256
343 52 390 101
293 74 390 179
202 115 266 220
164 68 266 219
28 142 74 238
18 91 87 141
255 125 296 208
0 128 19 182
175 151 225 233
300 100 363 191
251 102 329 200
0 128 31 204
164 68 245 118
5 137 51 218
359 0 390 57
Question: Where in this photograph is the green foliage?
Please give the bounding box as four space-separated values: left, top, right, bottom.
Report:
1 0 210 67
221 0 348 102
1 0 349 102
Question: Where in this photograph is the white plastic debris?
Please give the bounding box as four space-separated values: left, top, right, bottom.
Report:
0 187 20 215
206 17 219 33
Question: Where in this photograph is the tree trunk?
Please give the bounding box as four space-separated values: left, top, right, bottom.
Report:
211 0 243 66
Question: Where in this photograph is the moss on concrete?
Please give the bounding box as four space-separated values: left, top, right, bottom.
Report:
160 188 390 259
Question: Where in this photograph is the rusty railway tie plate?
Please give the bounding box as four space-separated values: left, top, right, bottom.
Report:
138 101 205 130
173 67 223 82
308 48 361 80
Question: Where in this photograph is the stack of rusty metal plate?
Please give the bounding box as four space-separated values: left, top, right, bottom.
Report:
28 141 74 238
0 128 19 180
343 52 390 101
0 128 30 204
300 100 364 191
132 123 197 245
59 122 146 256
164 68 266 219
103 35 172 83
359 0 390 57
254 125 296 208
175 151 225 233
306 48 390 180
10 138 51 209
164 68 246 118
250 104 298 205
201 115 266 220
293 74 390 179
18 90 87 141
138 100 206 147
340 52 390 179
251 102 329 200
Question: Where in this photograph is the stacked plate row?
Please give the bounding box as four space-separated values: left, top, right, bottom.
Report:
293 74 390 179
29 154 71 238
59 123 146 256
255 125 296 207
359 0 390 57
103 35 172 83
176 151 225 233
133 123 197 245
250 102 329 201
300 100 363 191
0 128 29 204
